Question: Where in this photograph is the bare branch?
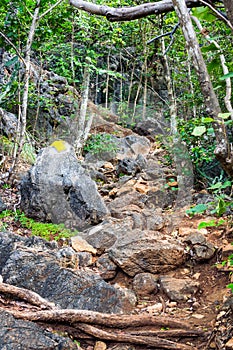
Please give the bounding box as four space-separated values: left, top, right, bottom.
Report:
0 30 26 66
69 0 204 22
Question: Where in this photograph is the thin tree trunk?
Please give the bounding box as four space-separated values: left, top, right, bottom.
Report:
9 0 41 181
74 62 91 154
105 51 110 109
223 0 233 31
186 51 196 119
127 61 135 112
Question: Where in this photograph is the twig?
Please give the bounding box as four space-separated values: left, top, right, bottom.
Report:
0 30 26 66
147 22 180 45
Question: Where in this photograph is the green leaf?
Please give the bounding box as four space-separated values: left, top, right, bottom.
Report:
218 113 231 119
208 182 223 190
192 7 216 22
207 127 215 136
201 43 219 53
216 198 227 217
220 72 233 80
202 117 214 123
198 220 216 229
5 56 18 67
207 58 221 73
221 181 232 189
186 204 208 216
191 126 206 136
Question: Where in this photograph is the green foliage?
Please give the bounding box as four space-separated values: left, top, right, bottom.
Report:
0 55 20 107
208 180 232 194
222 250 233 292
192 7 216 22
187 197 233 218
0 210 77 241
0 135 36 164
198 218 225 230
187 178 233 218
83 133 119 156
227 283 233 292
0 136 14 154
186 203 208 217
178 117 216 166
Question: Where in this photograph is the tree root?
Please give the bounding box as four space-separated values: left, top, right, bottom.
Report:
0 282 207 349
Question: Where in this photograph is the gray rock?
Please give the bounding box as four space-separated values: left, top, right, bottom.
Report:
0 196 6 212
133 117 168 139
117 135 151 160
0 232 136 314
183 232 216 261
108 230 186 277
0 231 57 270
116 154 146 176
96 254 118 280
132 273 158 297
0 108 18 138
82 227 117 255
0 309 79 350
20 141 108 230
84 134 150 164
159 276 200 301
108 192 146 218
56 247 93 268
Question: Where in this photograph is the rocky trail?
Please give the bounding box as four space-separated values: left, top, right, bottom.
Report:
0 128 232 350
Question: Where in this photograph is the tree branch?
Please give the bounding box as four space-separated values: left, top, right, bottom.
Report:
69 0 204 22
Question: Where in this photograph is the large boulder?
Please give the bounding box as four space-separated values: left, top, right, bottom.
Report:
20 140 108 230
80 222 186 277
108 230 186 277
0 231 136 314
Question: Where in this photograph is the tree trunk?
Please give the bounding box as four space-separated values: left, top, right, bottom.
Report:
223 0 233 30
172 0 233 177
74 62 91 154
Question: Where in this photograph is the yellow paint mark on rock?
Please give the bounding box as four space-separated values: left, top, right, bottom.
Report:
50 140 68 152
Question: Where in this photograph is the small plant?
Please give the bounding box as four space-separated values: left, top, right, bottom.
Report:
198 218 226 230
186 203 208 217
2 183 11 189
0 210 77 241
83 133 119 156
186 188 233 218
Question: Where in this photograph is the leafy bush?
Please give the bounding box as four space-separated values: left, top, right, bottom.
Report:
83 133 119 155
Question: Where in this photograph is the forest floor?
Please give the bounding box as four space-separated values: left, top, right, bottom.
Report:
0 182 233 349
0 150 233 350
